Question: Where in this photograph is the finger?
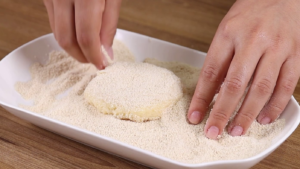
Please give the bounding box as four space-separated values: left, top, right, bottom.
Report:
228 51 285 136
75 0 106 69
100 0 122 59
187 33 234 125
257 55 300 124
53 0 87 63
43 0 55 32
204 44 264 139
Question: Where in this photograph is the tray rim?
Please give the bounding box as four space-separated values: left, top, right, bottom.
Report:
0 30 300 168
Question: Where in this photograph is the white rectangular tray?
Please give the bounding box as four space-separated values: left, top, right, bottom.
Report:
0 29 299 169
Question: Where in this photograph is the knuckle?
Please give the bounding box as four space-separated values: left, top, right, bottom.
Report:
253 77 273 95
238 111 256 122
225 76 244 93
271 34 282 46
211 109 230 122
194 93 209 106
281 77 296 93
201 64 220 83
219 19 236 38
77 33 94 47
268 35 284 52
266 102 285 114
249 25 260 37
57 36 75 50
248 31 271 47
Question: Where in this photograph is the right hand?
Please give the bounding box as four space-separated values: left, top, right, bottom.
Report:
43 0 122 69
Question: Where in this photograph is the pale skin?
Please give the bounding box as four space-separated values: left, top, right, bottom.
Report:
44 0 300 139
43 0 122 69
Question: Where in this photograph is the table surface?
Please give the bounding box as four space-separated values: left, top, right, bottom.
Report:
0 0 299 168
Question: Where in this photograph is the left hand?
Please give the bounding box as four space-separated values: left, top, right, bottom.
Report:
187 0 300 139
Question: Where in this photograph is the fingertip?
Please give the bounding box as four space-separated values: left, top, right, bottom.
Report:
95 63 105 70
188 111 202 124
92 52 105 70
205 125 219 140
259 116 271 125
229 125 243 136
103 45 114 60
257 106 275 125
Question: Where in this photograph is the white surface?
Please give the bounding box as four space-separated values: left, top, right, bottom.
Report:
0 29 300 169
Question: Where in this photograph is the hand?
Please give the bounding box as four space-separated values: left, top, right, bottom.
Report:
188 0 300 139
43 0 122 69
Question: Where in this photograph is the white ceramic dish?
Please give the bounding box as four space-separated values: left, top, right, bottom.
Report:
0 29 300 169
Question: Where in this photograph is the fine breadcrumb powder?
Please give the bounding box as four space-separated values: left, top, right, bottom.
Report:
15 41 285 164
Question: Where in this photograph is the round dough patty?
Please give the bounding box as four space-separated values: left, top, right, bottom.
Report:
84 62 183 122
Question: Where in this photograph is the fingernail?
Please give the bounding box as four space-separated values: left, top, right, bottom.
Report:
104 46 114 60
106 47 114 60
260 117 271 125
102 58 108 68
96 64 104 70
189 111 201 124
206 126 219 139
100 47 109 68
230 126 243 136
